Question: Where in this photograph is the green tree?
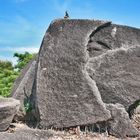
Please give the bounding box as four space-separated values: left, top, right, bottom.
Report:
14 51 36 71
0 60 19 97
0 60 13 70
0 52 36 97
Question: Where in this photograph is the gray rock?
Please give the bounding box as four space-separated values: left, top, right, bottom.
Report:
11 19 140 138
0 97 20 131
86 23 140 109
11 58 37 122
87 46 140 109
106 103 139 138
0 127 53 140
36 19 111 128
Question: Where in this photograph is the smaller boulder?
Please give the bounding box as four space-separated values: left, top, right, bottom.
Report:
11 58 37 122
106 103 139 138
0 97 20 131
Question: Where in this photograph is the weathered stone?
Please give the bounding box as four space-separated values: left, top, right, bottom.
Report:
11 57 37 122
0 97 20 131
86 23 140 109
106 103 139 138
0 126 53 140
11 19 140 138
87 46 140 109
36 20 111 128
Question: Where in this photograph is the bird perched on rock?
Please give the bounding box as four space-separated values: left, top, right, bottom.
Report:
64 11 69 19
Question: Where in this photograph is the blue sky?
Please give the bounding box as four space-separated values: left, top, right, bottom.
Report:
0 0 140 64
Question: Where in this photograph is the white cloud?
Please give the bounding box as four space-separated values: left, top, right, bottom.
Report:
0 46 39 65
0 46 39 53
0 55 17 65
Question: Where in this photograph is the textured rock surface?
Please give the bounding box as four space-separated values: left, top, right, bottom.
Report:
106 103 139 138
0 97 20 131
86 24 140 109
36 20 111 128
11 58 37 122
11 19 140 137
0 125 53 140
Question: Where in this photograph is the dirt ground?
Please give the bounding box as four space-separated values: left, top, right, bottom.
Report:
7 122 140 140
48 130 138 140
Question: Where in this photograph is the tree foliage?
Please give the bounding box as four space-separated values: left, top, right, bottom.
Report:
0 52 35 97
0 60 19 97
14 52 36 71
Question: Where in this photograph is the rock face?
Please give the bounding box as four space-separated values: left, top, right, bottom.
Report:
36 20 111 128
85 23 140 114
0 97 20 131
86 26 140 109
11 57 37 122
11 19 140 138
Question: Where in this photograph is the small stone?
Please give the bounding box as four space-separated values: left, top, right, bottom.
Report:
106 103 139 138
0 97 20 131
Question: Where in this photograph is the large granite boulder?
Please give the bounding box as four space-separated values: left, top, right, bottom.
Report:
36 19 140 128
0 97 20 131
11 19 140 138
36 20 112 128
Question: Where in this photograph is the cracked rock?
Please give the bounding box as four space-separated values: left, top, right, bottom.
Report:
87 46 140 109
11 19 140 138
0 97 20 131
36 19 111 128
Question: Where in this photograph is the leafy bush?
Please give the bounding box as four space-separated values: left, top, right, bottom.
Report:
0 52 36 97
14 52 36 71
0 60 19 97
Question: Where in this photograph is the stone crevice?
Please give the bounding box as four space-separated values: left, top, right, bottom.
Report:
96 41 112 50
86 22 112 58
88 21 112 43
